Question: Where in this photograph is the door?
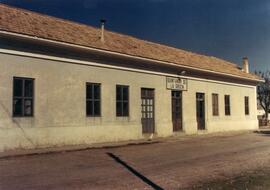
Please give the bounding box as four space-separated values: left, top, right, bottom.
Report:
172 91 182 131
196 93 205 130
141 88 155 133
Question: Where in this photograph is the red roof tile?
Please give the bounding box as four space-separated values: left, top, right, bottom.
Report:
0 3 261 81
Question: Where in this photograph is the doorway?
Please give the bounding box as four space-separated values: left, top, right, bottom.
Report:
141 88 155 133
196 93 205 130
172 91 182 131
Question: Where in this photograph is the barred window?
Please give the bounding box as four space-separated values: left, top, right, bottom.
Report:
86 83 101 117
212 93 219 116
224 95 231 116
13 77 34 117
245 96 249 115
116 85 129 117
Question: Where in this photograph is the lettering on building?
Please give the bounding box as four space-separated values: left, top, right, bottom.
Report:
166 77 188 91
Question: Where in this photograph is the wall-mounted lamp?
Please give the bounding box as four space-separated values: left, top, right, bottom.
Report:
178 70 186 75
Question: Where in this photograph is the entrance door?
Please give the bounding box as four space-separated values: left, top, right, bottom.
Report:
172 91 182 131
196 93 205 130
141 88 155 133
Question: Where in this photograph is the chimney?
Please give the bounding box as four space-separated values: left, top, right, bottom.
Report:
100 19 106 43
242 57 249 73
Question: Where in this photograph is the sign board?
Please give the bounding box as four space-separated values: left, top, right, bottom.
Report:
166 77 188 91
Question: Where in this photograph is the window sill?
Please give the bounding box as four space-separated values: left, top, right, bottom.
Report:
13 116 34 118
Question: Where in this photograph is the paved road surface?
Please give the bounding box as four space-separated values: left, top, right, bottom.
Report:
1 131 270 190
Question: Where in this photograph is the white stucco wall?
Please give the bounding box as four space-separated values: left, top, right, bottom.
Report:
0 51 258 151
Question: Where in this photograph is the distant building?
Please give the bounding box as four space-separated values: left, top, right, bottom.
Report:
0 4 263 151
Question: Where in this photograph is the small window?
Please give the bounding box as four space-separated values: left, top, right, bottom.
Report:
86 83 101 117
212 93 219 116
245 96 249 115
116 85 129 117
224 95 231 116
13 77 34 117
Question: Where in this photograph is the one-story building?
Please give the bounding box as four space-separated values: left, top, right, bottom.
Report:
0 4 263 151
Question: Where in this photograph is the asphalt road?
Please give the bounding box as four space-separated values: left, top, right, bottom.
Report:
1 131 270 190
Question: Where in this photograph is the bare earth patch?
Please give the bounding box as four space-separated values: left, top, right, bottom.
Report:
190 167 270 190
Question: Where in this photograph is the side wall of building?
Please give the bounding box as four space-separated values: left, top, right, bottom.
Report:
0 52 258 151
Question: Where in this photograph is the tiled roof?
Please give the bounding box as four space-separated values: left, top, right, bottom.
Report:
0 3 261 81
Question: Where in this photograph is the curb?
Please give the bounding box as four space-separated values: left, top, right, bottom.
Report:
0 140 161 160
0 130 258 159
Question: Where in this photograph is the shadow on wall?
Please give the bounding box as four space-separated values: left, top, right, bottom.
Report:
0 100 35 147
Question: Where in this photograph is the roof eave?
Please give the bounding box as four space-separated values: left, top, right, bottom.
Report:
0 30 264 83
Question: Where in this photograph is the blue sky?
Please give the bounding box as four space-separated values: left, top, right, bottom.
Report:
2 0 270 71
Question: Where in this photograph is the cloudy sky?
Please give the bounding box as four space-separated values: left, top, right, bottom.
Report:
2 0 270 71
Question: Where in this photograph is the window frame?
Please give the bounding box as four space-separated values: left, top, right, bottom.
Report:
86 82 101 117
116 85 129 117
245 96 250 115
13 77 35 117
224 95 231 116
212 93 219 116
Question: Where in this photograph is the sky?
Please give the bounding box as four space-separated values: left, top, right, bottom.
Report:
1 0 270 72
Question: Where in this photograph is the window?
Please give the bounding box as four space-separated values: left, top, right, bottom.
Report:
224 95 231 116
13 77 34 117
212 93 219 116
86 83 101 117
116 85 129 117
245 96 249 115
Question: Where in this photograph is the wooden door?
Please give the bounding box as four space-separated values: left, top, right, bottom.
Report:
141 88 155 133
196 93 205 130
172 91 182 131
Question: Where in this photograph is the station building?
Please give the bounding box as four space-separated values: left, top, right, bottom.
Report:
0 4 263 151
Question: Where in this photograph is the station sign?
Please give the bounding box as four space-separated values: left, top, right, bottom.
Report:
166 77 188 91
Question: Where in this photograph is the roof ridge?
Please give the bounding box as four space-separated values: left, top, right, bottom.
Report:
0 3 237 68
0 3 261 81
0 3 100 31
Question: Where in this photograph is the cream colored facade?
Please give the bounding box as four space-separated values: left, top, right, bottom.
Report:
0 49 258 151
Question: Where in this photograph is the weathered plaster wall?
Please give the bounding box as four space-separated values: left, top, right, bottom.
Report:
0 52 258 151
183 80 257 134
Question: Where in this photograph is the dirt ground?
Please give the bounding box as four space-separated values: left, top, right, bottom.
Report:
1 131 270 190
189 167 270 190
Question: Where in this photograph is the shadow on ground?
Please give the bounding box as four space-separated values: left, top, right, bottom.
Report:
107 152 164 190
254 130 270 136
